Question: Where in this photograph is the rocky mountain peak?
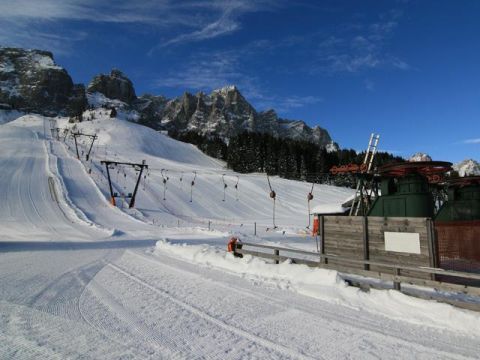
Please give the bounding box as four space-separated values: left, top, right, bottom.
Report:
0 47 335 148
453 159 480 177
409 153 432 162
87 68 136 104
156 86 332 147
0 47 83 115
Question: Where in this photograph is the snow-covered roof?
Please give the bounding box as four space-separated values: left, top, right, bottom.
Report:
311 203 350 215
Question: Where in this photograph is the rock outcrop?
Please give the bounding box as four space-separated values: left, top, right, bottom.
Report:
1 47 334 148
156 86 334 148
87 69 136 104
0 47 84 116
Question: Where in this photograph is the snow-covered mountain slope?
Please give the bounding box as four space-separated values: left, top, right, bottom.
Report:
8 111 352 232
1 112 480 359
453 159 480 177
69 113 350 227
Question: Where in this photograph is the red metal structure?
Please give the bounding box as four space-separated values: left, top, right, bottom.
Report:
378 161 452 184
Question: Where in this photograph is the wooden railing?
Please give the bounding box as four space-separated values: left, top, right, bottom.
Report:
233 242 480 299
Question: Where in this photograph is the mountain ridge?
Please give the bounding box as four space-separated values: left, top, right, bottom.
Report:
1 46 334 148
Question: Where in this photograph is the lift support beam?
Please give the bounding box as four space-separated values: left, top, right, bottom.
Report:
100 160 148 208
71 132 98 161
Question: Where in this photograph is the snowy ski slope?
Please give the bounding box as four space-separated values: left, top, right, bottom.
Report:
1 111 480 359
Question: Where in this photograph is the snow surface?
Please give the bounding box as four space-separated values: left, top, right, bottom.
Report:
409 152 432 162
0 112 479 359
31 53 62 70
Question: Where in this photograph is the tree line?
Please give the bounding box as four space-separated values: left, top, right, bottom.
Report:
170 130 403 187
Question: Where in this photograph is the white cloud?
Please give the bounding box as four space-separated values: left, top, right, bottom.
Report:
313 9 409 74
156 49 321 114
150 0 278 51
0 0 276 55
463 138 480 144
159 50 242 90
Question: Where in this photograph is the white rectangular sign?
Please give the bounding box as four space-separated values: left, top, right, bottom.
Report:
384 232 421 254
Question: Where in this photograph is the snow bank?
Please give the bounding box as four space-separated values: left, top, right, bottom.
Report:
154 240 480 335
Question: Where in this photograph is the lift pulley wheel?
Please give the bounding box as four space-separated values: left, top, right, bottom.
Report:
330 163 368 175
378 161 452 183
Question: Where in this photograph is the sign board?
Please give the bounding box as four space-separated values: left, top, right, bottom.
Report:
384 232 421 254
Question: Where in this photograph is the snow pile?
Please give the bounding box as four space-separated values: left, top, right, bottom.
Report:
409 152 432 162
453 159 480 177
154 240 480 335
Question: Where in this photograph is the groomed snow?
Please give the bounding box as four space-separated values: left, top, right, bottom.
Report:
154 240 480 335
0 111 479 359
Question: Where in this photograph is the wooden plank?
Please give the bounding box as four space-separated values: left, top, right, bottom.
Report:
363 216 370 271
236 248 480 300
238 242 480 281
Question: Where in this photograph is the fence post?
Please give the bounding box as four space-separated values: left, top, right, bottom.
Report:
208 220 211 231
320 216 327 264
393 268 401 291
254 222 257 236
274 249 279 264
426 218 437 280
363 216 370 271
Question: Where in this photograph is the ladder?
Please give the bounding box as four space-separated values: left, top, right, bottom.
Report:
349 133 380 216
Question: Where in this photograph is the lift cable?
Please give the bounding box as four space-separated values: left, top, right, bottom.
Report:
222 174 228 202
235 176 239 201
306 182 315 229
161 169 169 200
267 174 277 229
190 171 197 203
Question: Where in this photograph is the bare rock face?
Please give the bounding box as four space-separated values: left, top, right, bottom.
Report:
134 94 168 129
1 47 335 147
87 69 136 104
0 47 84 116
155 85 333 148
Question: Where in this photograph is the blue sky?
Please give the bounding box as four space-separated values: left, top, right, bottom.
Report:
1 0 479 162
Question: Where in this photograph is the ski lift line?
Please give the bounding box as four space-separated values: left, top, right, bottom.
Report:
161 168 169 200
222 174 228 201
306 182 315 228
144 167 358 179
235 175 239 201
100 159 148 208
266 174 277 228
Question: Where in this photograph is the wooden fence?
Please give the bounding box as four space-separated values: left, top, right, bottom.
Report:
232 215 480 309
318 216 436 279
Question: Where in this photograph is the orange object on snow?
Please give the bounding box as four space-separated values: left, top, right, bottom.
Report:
227 236 238 252
312 217 319 236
